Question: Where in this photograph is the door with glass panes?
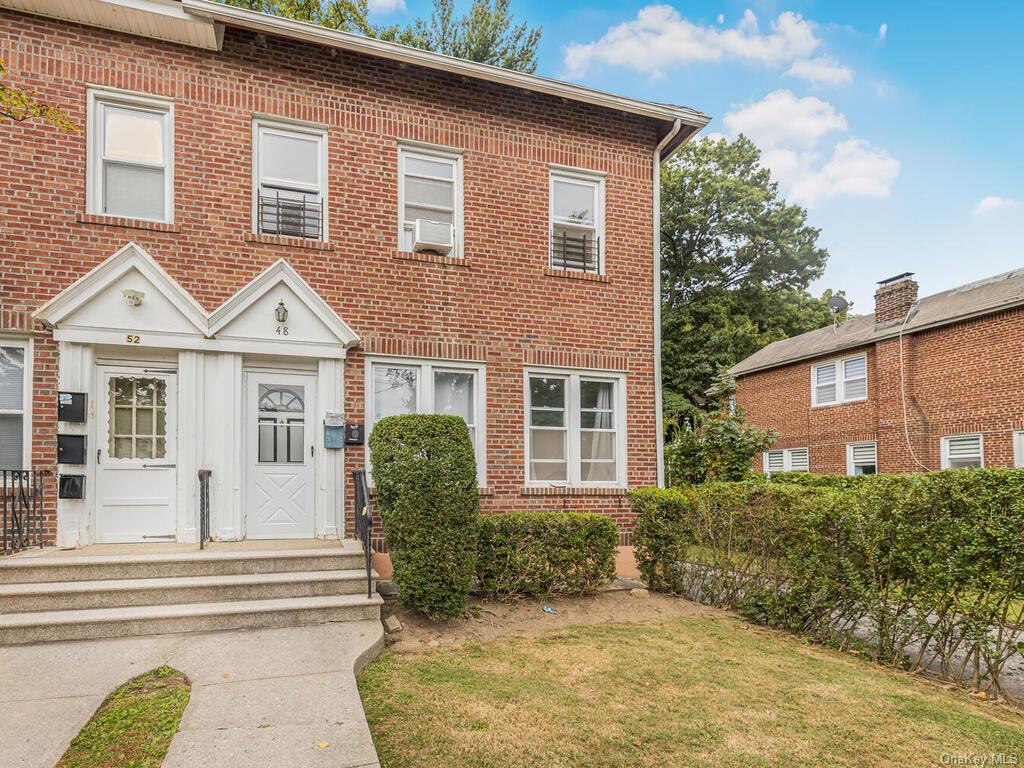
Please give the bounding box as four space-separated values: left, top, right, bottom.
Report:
244 373 316 539
95 368 177 542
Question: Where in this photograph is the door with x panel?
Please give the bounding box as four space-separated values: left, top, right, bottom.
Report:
244 373 316 539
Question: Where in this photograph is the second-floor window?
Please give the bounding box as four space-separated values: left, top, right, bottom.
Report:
254 119 327 241
398 146 462 258
811 354 867 406
87 89 173 223
550 168 604 274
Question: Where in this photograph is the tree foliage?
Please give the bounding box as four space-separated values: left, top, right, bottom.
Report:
0 58 77 130
222 0 541 72
661 136 837 420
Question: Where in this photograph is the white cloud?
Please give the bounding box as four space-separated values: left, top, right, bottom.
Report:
716 13 725 24
785 56 854 86
367 0 406 13
878 23 888 42
721 90 899 206
973 196 1021 215
563 5 821 79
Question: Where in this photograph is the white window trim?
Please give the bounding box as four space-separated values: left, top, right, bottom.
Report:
0 337 32 470
523 366 627 488
1014 431 1024 468
941 433 984 470
811 353 868 407
549 166 606 274
252 116 329 242
397 143 464 258
763 447 809 474
364 356 486 486
846 441 878 476
86 87 174 224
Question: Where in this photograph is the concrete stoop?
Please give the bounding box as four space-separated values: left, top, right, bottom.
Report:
0 543 381 644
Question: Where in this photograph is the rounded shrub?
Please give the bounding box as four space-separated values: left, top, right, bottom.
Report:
369 413 479 620
476 512 618 599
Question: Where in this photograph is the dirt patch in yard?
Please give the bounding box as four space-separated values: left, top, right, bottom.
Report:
381 583 724 652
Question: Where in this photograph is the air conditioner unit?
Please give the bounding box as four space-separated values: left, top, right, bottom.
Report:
413 219 455 255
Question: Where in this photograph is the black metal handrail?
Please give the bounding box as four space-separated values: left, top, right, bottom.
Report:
2 470 48 556
198 469 212 550
257 191 323 240
352 469 374 599
551 229 601 273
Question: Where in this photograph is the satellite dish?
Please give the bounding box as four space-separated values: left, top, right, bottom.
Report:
827 295 850 314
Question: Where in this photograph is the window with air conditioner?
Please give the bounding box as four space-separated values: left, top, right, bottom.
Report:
87 89 173 223
846 442 877 476
550 169 604 274
0 340 31 470
812 353 868 406
253 119 327 241
942 434 983 469
398 146 461 257
763 447 809 474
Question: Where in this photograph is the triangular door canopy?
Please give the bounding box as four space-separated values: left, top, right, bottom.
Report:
34 242 209 337
208 259 359 349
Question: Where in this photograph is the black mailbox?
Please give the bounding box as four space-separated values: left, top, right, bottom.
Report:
344 423 365 445
57 392 88 423
58 474 86 500
57 434 87 465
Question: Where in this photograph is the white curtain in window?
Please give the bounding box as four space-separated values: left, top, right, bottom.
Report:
0 346 25 469
580 380 616 482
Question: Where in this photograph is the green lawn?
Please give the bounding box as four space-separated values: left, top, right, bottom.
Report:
56 666 190 768
359 617 1024 767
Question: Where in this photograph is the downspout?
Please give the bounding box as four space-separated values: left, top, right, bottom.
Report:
653 119 682 488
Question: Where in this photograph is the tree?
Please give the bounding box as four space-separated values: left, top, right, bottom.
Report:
222 0 541 72
0 58 76 130
661 135 835 422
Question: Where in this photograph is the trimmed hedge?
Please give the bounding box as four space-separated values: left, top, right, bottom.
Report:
476 512 617 599
369 414 479 620
630 469 1024 697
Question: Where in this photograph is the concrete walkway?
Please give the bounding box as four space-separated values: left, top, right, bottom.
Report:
0 620 384 768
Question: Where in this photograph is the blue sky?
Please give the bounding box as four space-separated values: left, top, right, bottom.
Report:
369 1 1024 311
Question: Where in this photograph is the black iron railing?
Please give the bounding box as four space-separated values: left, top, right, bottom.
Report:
2 470 48 556
352 469 374 599
550 230 601 273
257 192 323 240
198 469 212 550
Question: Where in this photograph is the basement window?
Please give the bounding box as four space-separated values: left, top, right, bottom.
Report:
763 447 809 474
846 442 877 476
941 434 983 470
811 354 867 406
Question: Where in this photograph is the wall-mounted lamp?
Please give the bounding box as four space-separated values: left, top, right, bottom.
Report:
275 300 288 324
123 289 145 307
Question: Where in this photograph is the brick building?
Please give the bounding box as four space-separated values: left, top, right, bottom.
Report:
0 0 709 548
733 270 1024 476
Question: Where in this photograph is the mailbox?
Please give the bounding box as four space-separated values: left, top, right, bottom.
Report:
57 434 87 465
344 423 365 445
57 392 88 423
324 412 345 449
58 474 86 500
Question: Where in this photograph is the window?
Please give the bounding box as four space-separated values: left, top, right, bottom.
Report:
366 358 484 483
87 89 173 222
847 442 877 476
108 376 167 460
763 447 809 474
525 369 625 486
1014 431 1024 468
549 168 604 274
398 146 462 257
257 385 305 464
942 434 983 469
254 119 327 240
812 354 868 406
0 341 30 469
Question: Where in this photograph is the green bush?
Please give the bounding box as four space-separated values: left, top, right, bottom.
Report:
629 469 1024 697
369 414 479 620
765 471 867 490
476 512 617 599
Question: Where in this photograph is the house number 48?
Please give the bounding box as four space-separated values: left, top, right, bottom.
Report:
275 326 289 336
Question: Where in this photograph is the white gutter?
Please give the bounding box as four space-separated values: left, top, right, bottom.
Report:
652 119 683 488
180 0 710 129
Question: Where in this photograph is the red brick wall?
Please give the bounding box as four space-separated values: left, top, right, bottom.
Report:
0 11 661 543
736 306 1024 474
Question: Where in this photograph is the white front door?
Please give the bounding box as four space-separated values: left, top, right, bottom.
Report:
244 372 316 539
95 368 178 543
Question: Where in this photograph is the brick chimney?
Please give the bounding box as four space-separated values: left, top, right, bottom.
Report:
874 273 919 325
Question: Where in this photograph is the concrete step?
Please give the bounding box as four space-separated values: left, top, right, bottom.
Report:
0 546 369 584
0 593 384 645
0 569 379 613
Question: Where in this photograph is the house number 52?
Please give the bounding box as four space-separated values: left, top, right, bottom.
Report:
125 334 140 344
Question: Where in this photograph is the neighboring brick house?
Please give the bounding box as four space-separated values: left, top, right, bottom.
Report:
0 0 709 548
733 270 1024 476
